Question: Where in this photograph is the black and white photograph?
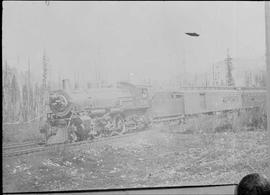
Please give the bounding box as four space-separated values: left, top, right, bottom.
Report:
2 1 270 194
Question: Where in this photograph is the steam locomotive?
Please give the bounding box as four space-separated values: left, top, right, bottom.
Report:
41 80 266 144
41 81 151 144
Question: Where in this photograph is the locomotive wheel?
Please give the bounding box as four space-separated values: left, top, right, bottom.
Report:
68 126 78 143
114 116 126 135
104 120 114 137
136 115 149 131
39 121 53 144
74 124 85 141
72 118 85 141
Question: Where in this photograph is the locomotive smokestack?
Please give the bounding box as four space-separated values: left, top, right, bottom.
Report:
62 79 71 91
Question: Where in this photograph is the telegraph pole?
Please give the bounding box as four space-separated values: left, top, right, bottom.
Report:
265 1 270 178
225 49 234 87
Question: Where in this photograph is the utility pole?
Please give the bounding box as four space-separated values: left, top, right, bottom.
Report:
225 49 234 87
265 1 270 178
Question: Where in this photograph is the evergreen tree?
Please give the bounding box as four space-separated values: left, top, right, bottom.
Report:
225 50 235 86
28 85 34 118
34 83 40 116
3 61 11 122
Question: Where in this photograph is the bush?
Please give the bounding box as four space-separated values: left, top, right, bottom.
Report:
3 121 43 144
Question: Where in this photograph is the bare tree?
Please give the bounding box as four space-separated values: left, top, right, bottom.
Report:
10 75 20 121
22 84 29 121
3 60 10 122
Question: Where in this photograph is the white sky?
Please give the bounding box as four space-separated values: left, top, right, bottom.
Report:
2 1 266 83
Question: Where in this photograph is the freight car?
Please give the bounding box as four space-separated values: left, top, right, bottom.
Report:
241 89 266 109
149 88 266 123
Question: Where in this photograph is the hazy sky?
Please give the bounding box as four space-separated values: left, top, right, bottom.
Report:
2 1 266 83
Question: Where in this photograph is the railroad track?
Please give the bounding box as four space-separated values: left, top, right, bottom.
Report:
2 108 241 158
2 127 157 157
3 141 41 150
2 109 222 158
2 114 191 158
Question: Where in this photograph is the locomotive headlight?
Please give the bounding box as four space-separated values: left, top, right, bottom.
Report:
49 94 68 113
48 90 74 117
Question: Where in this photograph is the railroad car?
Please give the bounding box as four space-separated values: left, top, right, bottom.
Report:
149 88 266 121
149 91 185 122
184 90 243 115
241 89 266 109
150 89 243 118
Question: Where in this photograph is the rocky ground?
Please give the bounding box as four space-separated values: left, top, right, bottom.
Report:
3 127 269 193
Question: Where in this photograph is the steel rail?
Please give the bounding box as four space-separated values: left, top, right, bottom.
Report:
3 142 40 150
2 105 263 157
2 128 155 157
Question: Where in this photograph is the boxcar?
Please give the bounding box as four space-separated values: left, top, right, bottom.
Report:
203 90 242 113
241 90 266 109
150 91 185 119
182 91 207 115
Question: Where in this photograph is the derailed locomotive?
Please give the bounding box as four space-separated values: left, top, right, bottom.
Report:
42 81 151 144
41 81 266 144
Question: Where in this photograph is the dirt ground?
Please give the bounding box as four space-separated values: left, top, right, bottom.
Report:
3 127 269 193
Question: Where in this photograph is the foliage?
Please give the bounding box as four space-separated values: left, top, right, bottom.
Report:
3 62 46 124
2 61 48 145
3 129 269 192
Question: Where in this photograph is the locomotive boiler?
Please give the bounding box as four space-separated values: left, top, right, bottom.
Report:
42 80 151 144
